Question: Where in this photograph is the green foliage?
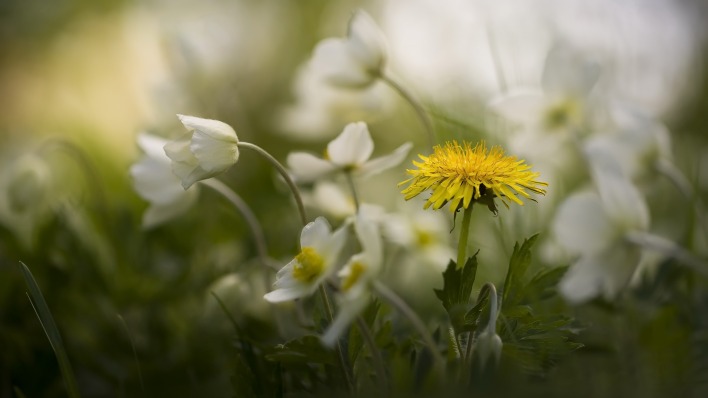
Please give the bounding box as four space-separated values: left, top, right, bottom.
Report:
18 262 81 398
434 256 478 333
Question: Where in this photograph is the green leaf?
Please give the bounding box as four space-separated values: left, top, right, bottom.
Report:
230 352 258 398
462 287 490 334
19 261 81 398
434 256 478 332
266 335 336 365
502 234 539 307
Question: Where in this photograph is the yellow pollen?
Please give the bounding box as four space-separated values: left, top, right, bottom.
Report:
341 262 367 292
399 140 547 212
292 247 325 283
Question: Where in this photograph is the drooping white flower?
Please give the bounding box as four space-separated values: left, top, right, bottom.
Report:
264 217 347 303
322 205 384 346
311 10 388 88
164 115 239 189
130 133 199 228
553 164 650 303
286 121 412 183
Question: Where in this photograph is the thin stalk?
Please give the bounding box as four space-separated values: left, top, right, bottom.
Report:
456 206 474 268
200 179 278 270
117 314 145 395
318 285 355 395
344 171 361 213
380 73 436 147
238 142 308 226
355 316 389 394
373 281 445 377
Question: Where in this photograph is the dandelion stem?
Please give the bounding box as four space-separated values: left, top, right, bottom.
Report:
200 179 279 270
238 142 308 226
456 206 474 268
345 171 361 213
355 316 389 393
318 285 355 394
380 73 436 147
373 281 445 378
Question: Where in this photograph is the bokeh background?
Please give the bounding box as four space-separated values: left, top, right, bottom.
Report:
2 0 708 397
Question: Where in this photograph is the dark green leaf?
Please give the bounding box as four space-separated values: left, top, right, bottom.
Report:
434 256 478 332
502 234 539 307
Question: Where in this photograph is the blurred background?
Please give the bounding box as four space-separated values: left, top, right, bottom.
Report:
1 0 708 397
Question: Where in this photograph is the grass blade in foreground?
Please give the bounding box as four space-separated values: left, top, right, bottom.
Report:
19 261 81 398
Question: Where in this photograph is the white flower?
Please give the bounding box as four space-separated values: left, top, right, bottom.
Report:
583 102 672 182
322 206 384 346
130 133 199 228
311 10 387 88
276 63 393 141
286 121 412 183
553 165 650 303
264 217 347 302
164 114 239 189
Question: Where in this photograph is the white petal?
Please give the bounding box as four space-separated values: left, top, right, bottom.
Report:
590 166 650 232
321 294 369 347
312 38 373 88
347 10 386 72
553 191 616 256
320 223 349 270
177 114 239 143
359 142 412 178
286 152 337 183
560 243 641 304
488 90 547 126
142 190 199 229
264 285 312 303
327 122 374 167
130 157 185 204
541 43 601 97
300 217 332 249
354 210 383 269
313 182 356 219
190 129 239 173
136 133 170 159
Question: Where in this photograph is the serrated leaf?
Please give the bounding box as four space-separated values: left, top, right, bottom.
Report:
266 335 335 365
434 256 478 332
462 287 490 334
502 235 539 307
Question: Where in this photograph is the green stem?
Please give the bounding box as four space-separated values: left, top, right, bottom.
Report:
373 281 445 378
355 316 389 393
456 206 474 268
318 285 355 394
344 171 361 213
200 179 278 270
380 73 436 147
655 159 708 242
238 142 308 226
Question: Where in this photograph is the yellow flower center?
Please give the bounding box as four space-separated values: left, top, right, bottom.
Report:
543 99 580 131
341 261 367 292
415 229 434 247
399 141 547 212
292 247 325 283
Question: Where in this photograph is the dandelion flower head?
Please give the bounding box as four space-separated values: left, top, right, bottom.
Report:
399 141 547 212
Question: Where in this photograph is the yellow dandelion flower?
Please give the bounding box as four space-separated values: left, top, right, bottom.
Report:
399 141 547 212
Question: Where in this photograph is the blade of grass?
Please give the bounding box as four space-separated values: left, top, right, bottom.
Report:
19 261 80 398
